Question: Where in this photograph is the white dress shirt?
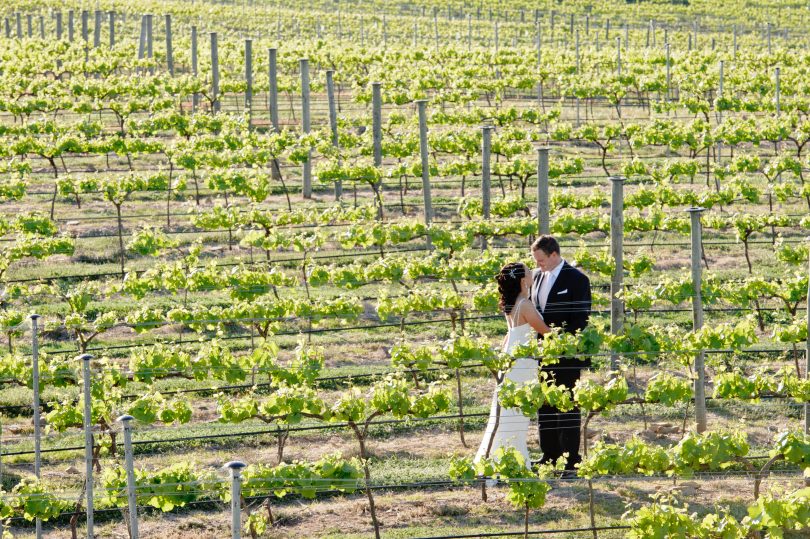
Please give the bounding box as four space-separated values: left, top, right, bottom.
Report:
535 258 565 313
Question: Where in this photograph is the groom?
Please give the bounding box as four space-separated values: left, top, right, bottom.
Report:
530 235 591 472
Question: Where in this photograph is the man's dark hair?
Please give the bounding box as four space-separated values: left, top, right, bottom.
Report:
531 235 560 255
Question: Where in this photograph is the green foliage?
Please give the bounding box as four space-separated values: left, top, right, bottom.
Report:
574 374 629 413
712 370 777 401
625 495 749 539
540 326 604 365
100 462 220 512
645 373 692 406
607 324 663 363
4 477 72 521
127 225 178 256
240 453 362 500
746 487 810 538
449 447 554 509
498 372 574 416
579 438 670 479
377 287 463 321
367 375 451 420
770 431 810 468
671 431 749 477
580 430 753 480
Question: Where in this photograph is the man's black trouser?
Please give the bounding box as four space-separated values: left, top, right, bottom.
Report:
537 363 583 470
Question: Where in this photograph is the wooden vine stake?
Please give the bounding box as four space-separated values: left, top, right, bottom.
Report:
687 208 707 433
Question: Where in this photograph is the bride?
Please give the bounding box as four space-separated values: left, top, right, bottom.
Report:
474 262 550 466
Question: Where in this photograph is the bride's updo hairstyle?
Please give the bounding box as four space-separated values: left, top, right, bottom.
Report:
496 262 526 314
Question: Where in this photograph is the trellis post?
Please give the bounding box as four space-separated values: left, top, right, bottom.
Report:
326 70 341 199
31 314 43 539
687 208 707 433
537 147 550 235
416 100 434 231
211 32 220 112
165 15 174 75
225 461 247 539
301 58 312 198
80 353 95 538
117 415 139 539
191 27 198 110
244 38 252 122
609 178 625 370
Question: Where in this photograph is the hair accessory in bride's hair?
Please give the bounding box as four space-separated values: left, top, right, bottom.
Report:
497 263 524 314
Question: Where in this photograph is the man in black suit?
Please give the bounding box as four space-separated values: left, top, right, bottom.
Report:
530 235 591 471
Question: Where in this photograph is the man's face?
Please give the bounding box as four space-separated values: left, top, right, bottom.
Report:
532 249 559 272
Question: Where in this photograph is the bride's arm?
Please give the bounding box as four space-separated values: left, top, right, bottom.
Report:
522 303 551 335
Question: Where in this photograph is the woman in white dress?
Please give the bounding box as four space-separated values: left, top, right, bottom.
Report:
474 262 550 466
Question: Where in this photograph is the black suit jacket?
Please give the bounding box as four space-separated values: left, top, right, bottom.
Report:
532 261 592 368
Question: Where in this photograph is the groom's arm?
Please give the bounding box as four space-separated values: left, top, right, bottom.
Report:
567 272 591 332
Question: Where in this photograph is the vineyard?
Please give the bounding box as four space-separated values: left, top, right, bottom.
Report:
0 0 809 537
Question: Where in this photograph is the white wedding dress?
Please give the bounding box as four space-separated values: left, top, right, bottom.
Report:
474 298 537 467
